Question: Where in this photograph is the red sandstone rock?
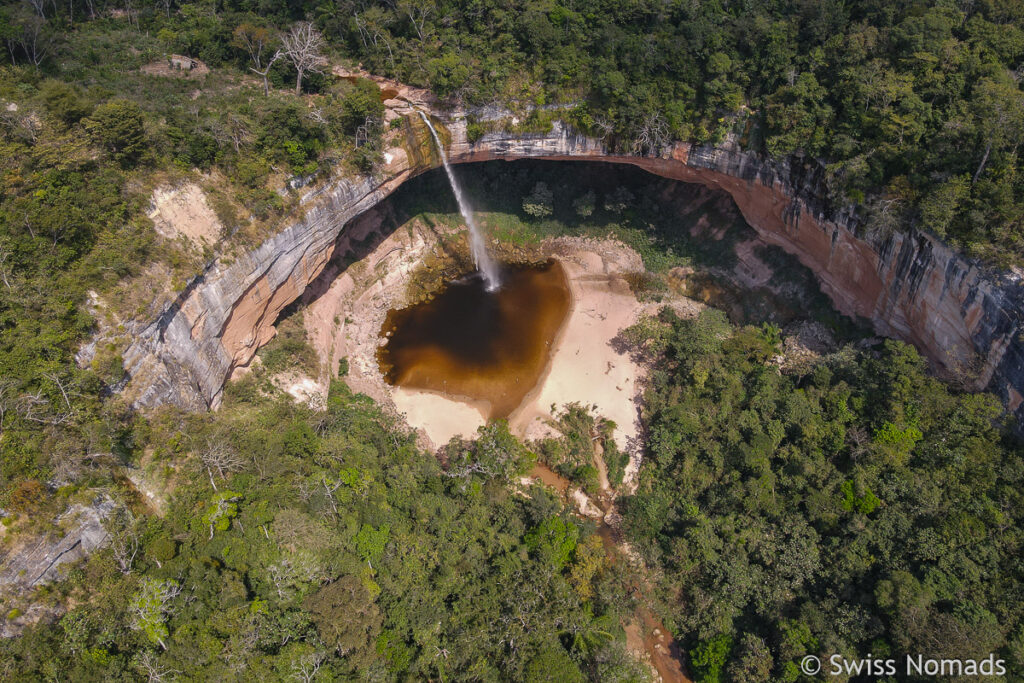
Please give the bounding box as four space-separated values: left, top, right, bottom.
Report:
120 109 1024 429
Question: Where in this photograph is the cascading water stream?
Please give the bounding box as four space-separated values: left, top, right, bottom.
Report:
417 111 501 291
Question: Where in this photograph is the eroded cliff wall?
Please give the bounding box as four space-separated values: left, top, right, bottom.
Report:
121 113 1024 426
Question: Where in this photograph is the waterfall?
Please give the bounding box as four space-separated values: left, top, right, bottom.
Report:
417 111 501 291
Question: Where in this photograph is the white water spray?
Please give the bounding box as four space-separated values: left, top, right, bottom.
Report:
417 111 501 291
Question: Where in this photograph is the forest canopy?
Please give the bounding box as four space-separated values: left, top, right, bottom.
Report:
3 0 1024 261
620 309 1024 681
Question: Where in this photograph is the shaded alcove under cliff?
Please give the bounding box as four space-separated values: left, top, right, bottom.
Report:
239 159 865 440
122 122 1024 431
289 159 856 341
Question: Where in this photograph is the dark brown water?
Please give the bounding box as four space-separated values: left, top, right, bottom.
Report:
377 259 571 418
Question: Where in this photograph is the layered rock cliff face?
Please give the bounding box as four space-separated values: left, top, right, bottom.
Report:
121 112 1024 427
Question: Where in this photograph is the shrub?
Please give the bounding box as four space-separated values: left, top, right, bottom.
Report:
338 78 385 136
7 480 47 514
39 80 92 125
466 120 487 143
572 190 596 218
690 633 734 683
603 186 635 214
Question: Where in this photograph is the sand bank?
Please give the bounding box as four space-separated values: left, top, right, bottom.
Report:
389 238 667 481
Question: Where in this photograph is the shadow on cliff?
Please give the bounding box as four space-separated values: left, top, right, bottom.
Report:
275 160 864 346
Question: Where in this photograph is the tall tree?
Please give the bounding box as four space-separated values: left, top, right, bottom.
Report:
84 99 146 165
232 23 281 96
282 22 325 96
11 10 52 69
971 75 1024 183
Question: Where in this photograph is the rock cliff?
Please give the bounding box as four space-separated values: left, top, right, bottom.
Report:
121 108 1024 427
0 497 114 592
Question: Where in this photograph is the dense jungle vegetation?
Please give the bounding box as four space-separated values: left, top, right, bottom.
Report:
4 0 1024 260
1 377 651 680
620 310 1024 680
2 0 1024 681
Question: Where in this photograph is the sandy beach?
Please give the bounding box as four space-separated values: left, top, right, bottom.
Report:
389 239 656 476
296 222 700 483
508 244 648 450
391 387 487 445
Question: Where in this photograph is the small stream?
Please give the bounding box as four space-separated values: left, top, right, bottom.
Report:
528 463 691 683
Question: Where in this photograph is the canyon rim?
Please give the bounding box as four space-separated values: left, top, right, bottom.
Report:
118 86 1024 430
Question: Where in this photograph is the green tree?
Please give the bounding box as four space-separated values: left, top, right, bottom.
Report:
201 491 241 538
338 78 385 136
918 175 970 238
690 633 733 683
573 190 596 218
84 100 146 166
39 80 91 126
523 643 586 682
764 73 833 156
128 579 180 650
427 52 471 98
726 633 774 682
354 523 390 568
525 517 579 569
971 76 1024 183
305 576 381 664
523 181 554 218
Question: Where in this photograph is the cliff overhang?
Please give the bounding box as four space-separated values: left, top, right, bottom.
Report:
120 106 1024 429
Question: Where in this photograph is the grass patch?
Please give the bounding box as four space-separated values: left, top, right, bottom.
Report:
258 309 319 376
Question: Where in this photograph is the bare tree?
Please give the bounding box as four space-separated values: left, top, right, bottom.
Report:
18 113 41 143
0 108 33 143
134 651 179 683
307 106 329 127
354 9 395 69
3 29 16 66
198 437 244 491
26 0 47 19
128 579 181 651
0 378 15 436
291 650 326 683
223 113 253 152
862 195 904 238
354 116 381 148
631 112 670 156
0 245 13 291
123 0 138 29
846 425 871 463
221 619 259 674
281 22 326 96
43 371 74 414
590 114 614 142
16 386 71 425
398 0 433 42
109 509 141 575
233 23 281 96
13 12 53 69
266 551 320 599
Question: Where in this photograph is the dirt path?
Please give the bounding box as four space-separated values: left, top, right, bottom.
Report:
593 439 612 493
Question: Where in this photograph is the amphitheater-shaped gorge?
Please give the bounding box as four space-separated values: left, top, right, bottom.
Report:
120 79 1024 432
